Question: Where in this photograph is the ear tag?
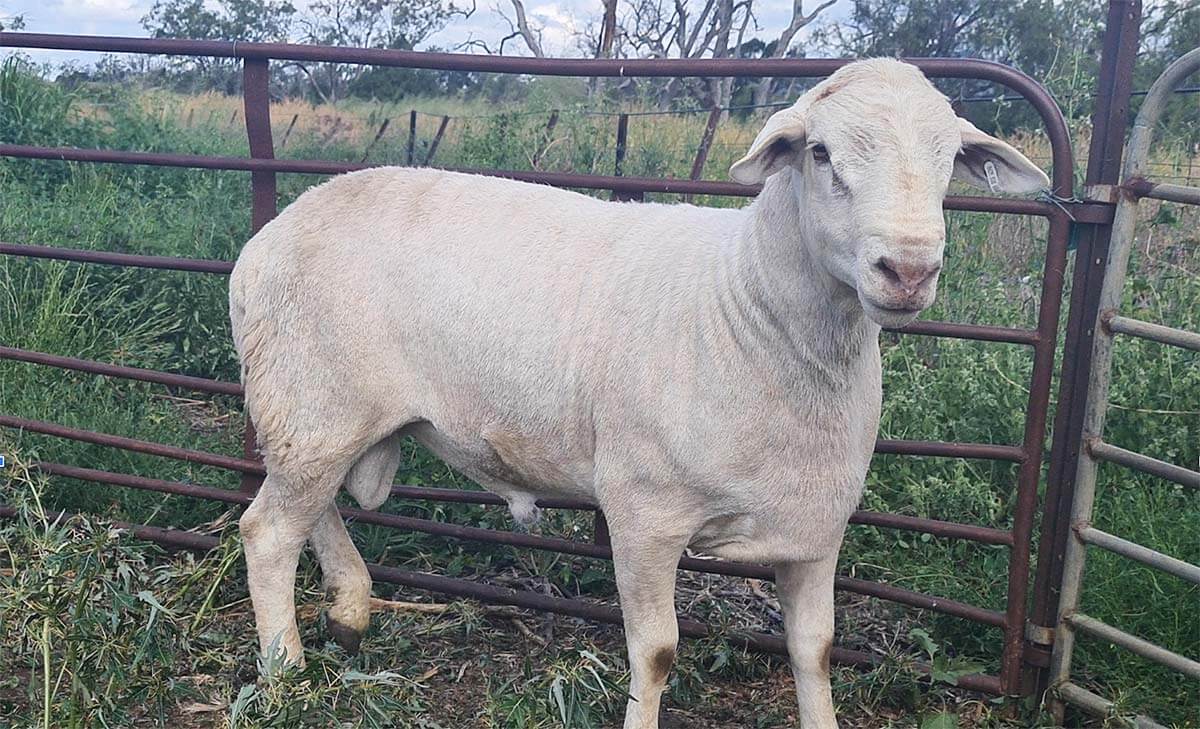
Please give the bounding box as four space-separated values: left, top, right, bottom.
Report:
983 160 1001 193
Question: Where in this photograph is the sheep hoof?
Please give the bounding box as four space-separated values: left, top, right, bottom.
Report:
326 616 363 655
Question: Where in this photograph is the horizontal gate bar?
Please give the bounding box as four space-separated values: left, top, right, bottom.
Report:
1124 177 1200 205
1075 525 1200 585
0 499 1003 695
3 413 1017 545
33 461 1007 627
365 561 1007 694
0 144 1060 218
387 484 1013 544
0 241 234 274
0 345 242 396
0 415 266 475
2 408 1026 475
1086 438 1200 488
873 439 1025 462
1102 311 1200 352
0 503 221 552
1064 613 1200 678
1 243 1039 345
1055 682 1168 729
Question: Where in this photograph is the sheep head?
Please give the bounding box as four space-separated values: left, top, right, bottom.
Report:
730 58 1049 329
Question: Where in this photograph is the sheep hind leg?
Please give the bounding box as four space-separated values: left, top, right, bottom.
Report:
309 506 372 654
310 433 405 654
240 469 340 668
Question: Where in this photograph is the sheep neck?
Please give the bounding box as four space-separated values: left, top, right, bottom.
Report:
713 169 878 389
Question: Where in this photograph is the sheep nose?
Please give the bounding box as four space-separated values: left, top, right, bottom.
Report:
873 257 941 295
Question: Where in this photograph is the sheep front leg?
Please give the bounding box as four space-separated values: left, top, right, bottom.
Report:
776 555 839 729
610 521 691 729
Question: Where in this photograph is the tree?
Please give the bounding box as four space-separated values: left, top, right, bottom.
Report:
142 0 296 91
295 0 464 102
819 0 1109 130
0 12 24 31
500 0 546 57
751 0 836 107
609 0 757 108
143 0 296 44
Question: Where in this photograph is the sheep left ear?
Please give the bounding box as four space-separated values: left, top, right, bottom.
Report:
953 118 1049 194
729 108 807 185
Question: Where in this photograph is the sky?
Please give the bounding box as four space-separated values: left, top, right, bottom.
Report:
0 0 850 69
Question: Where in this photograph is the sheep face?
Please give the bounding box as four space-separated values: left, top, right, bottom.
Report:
730 58 1049 329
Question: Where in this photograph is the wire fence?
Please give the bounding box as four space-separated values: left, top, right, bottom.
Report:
163 92 1200 188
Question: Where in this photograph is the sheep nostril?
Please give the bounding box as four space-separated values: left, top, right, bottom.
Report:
873 258 902 285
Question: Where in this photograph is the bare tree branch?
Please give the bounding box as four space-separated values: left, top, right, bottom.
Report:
506 0 545 57
752 0 836 107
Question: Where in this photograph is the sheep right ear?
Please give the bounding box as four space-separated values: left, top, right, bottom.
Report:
729 108 807 185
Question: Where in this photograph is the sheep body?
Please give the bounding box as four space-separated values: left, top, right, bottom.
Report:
230 58 1049 729
231 166 876 565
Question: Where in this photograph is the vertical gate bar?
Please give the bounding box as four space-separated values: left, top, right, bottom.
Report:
1030 0 1141 697
1047 46 1200 724
593 511 611 547
241 56 276 494
999 209 1073 695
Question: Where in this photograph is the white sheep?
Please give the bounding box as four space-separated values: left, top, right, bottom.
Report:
229 58 1047 729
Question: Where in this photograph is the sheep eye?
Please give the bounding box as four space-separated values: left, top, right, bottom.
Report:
811 144 831 164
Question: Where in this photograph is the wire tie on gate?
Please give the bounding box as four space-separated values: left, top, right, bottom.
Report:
1036 188 1082 222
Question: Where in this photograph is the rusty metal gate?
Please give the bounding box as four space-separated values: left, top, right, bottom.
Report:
0 0 1190 717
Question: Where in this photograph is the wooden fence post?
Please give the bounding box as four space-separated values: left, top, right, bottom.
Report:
406 109 417 165
424 115 450 166
278 113 300 150
611 113 642 201
531 109 560 169
360 118 391 163
684 105 723 203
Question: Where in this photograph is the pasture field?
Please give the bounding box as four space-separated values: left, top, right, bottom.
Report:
0 58 1197 727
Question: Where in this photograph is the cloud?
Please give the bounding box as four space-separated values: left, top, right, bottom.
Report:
5 0 850 67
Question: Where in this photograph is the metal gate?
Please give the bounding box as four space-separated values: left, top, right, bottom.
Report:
1042 47 1200 728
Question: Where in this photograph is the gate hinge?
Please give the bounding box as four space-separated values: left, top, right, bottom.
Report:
1023 623 1056 669
1083 184 1121 204
1025 622 1055 646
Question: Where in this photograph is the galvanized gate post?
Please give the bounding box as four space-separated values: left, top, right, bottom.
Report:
1045 47 1200 727
1030 0 1142 695
240 56 277 493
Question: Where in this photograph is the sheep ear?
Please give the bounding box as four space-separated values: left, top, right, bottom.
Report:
729 108 806 185
953 118 1049 194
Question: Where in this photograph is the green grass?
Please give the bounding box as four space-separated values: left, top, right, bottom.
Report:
0 55 1197 727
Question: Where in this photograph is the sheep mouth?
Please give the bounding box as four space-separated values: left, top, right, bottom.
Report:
859 296 927 326
861 297 924 315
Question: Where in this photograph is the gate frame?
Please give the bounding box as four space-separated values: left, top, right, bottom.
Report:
0 21 1136 708
1042 47 1200 728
